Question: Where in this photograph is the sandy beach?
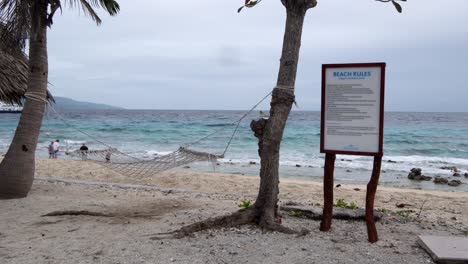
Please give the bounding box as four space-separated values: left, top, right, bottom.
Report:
1 158 467 263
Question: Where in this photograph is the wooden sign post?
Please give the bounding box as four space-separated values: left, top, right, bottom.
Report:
319 62 386 243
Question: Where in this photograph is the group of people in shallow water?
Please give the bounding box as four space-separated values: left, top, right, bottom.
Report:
47 140 60 159
48 140 89 160
47 141 111 162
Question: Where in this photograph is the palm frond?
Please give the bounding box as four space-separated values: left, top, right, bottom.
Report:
96 0 120 16
0 48 29 105
63 0 101 24
0 0 30 53
0 22 53 105
63 0 120 25
0 48 54 106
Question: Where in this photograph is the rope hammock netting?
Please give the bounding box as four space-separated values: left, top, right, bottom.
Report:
42 86 294 178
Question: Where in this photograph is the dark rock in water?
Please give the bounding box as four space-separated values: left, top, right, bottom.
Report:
183 166 190 169
387 160 397 163
408 172 417 180
249 161 256 165
453 172 461 177
335 184 341 188
416 175 432 181
465 173 468 178
216 163 220 166
346 169 352 172
448 180 462 187
433 176 449 184
440 166 458 172
295 164 301 168
353 188 360 191
408 168 430 180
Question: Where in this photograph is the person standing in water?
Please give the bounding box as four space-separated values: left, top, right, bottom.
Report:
53 139 60 159
48 141 55 159
79 143 89 160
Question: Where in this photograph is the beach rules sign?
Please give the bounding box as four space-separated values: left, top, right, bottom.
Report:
320 63 386 156
319 62 386 243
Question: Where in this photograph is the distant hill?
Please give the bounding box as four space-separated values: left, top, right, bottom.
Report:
52 97 123 111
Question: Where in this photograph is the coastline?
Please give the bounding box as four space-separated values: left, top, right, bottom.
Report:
34 158 468 193
187 161 468 192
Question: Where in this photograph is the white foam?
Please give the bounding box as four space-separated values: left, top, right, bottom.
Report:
384 155 468 166
220 154 468 176
331 155 468 175
63 140 86 145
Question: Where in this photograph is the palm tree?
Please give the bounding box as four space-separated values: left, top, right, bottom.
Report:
0 0 120 199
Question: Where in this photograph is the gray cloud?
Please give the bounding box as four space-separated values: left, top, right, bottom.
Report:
46 0 468 111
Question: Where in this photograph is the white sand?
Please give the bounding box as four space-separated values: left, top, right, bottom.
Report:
0 159 467 263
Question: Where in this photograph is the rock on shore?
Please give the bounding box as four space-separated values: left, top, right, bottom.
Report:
433 176 449 184
408 168 431 181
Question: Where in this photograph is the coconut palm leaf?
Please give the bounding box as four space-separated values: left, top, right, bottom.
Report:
0 21 53 105
0 0 30 52
63 0 119 25
0 49 54 105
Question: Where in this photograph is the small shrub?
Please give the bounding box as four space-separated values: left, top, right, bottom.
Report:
238 200 253 211
377 208 391 214
348 201 359 210
335 199 347 208
289 210 305 217
335 199 359 210
392 210 411 217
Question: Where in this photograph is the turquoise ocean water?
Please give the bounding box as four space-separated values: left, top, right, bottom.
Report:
1 110 467 191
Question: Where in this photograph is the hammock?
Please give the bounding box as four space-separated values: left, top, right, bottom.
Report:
65 147 221 178
46 87 284 178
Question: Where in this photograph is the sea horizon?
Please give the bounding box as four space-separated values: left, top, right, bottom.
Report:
77 107 468 113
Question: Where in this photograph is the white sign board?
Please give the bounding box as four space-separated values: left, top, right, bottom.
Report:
321 63 385 155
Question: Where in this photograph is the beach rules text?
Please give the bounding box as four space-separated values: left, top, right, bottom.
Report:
320 63 385 155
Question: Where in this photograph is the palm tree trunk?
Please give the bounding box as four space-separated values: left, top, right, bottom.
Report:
0 0 49 199
252 1 312 225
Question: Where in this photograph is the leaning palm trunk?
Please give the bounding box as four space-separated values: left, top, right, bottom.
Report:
251 1 312 225
0 0 48 199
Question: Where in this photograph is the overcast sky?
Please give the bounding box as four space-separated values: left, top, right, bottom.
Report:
46 0 468 111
